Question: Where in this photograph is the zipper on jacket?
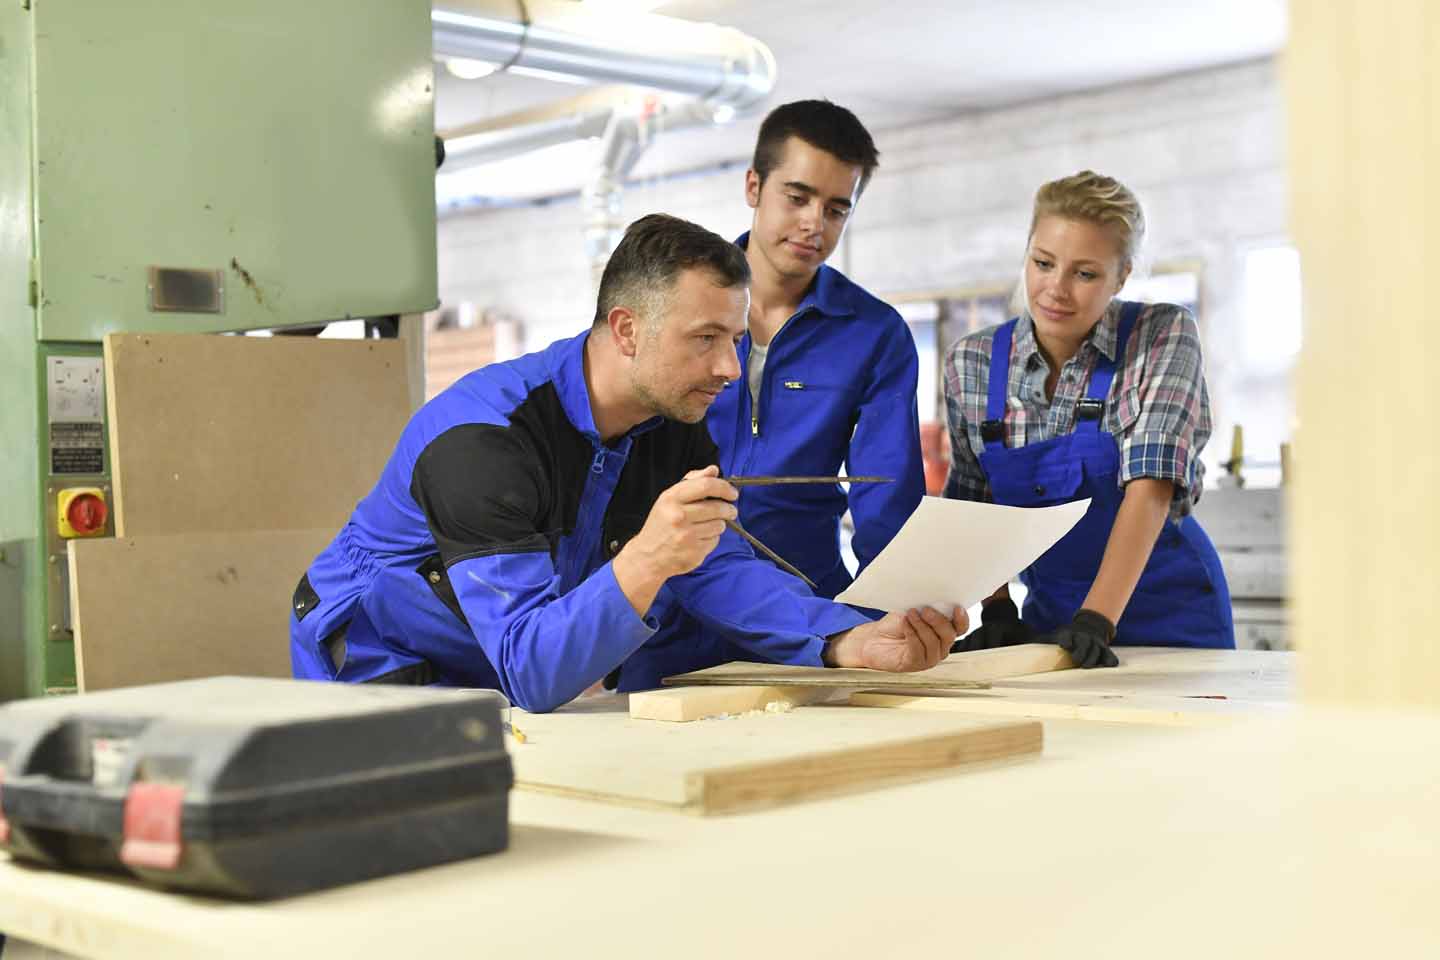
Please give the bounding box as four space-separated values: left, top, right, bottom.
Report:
748 309 804 439
591 449 606 474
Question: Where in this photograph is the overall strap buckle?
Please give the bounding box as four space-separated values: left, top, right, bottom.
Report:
980 419 1005 444
1075 398 1104 421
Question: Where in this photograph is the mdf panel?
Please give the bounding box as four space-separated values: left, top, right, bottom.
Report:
69 528 333 691
105 334 410 537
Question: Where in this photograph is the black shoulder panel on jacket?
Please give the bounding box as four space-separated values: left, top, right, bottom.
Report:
410 382 591 565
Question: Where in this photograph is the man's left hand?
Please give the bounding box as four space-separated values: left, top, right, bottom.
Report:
824 606 968 672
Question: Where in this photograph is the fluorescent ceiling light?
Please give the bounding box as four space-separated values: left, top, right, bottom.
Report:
446 57 499 80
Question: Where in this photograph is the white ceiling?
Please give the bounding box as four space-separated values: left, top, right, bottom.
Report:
434 0 1287 205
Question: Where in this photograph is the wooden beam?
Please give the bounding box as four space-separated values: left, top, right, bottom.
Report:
663 643 1073 690
628 685 834 722
1287 0 1440 707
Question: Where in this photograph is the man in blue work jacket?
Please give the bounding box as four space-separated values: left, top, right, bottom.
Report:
290 214 966 712
707 100 926 599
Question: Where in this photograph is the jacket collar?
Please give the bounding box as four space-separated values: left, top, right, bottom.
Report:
735 231 856 321
549 330 663 443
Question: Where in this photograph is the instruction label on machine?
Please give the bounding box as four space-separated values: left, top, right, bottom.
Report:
47 356 105 475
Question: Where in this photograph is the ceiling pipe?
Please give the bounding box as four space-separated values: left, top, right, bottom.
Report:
439 86 725 172
582 110 648 289
434 2 774 276
578 97 727 286
440 85 631 172
432 1 777 111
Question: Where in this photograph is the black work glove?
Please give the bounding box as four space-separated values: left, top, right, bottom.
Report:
950 597 1037 653
1040 609 1120 669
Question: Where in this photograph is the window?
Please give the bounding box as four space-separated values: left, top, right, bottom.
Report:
1241 245 1303 373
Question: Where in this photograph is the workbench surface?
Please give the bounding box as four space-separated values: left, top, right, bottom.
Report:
2 651 1436 959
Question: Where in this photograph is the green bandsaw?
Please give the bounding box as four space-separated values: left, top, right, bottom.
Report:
0 0 439 700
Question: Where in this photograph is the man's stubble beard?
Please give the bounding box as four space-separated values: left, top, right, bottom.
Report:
630 361 704 425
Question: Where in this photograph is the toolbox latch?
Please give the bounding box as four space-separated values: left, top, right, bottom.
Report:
120 782 186 871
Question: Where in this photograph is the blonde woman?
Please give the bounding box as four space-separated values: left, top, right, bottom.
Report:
943 171 1233 667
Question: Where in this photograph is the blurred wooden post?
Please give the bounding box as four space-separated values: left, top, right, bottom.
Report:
400 313 427 412
1286 0 1440 707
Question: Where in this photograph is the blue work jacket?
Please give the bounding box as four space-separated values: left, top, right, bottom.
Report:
289 331 869 712
706 235 926 598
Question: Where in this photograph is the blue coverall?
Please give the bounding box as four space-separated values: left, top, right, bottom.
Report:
290 331 871 711
706 234 926 598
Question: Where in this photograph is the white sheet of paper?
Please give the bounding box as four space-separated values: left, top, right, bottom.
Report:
835 496 1091 617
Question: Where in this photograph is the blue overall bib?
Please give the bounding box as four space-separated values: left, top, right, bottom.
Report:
978 304 1234 649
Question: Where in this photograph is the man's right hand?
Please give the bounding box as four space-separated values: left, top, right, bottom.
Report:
612 465 737 615
824 607 962 673
950 597 1037 653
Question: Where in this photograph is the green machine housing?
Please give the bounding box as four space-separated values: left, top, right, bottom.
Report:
0 0 439 701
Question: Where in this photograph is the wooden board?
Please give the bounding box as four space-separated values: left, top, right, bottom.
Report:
983 647 1295 702
69 528 333 691
848 690 1288 728
104 333 410 537
512 697 1041 815
663 643 1073 690
1287 0 1440 708
629 685 836 722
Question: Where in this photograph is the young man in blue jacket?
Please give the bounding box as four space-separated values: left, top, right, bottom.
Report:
707 101 926 599
290 215 965 712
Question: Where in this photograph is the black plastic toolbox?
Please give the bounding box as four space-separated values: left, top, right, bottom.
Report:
0 677 513 898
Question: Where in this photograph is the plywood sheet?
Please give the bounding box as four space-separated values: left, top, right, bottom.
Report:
849 690 1288 728
69 528 333 691
512 697 1041 815
663 643 1073 690
983 647 1295 702
104 333 410 537
629 685 836 722
5 707 1440 958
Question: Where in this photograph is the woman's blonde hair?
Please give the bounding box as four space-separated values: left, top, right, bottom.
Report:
1028 170 1146 269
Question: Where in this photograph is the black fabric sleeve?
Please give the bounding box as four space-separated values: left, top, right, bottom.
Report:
410 423 552 565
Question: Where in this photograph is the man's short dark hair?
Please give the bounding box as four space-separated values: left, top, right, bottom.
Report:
593 214 750 329
752 100 880 193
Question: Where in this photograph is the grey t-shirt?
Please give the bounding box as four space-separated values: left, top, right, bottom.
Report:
747 341 769 410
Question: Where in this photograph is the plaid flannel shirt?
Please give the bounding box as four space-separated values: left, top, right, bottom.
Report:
942 300 1211 521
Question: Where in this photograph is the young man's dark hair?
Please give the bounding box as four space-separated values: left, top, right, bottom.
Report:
751 99 881 193
593 214 751 328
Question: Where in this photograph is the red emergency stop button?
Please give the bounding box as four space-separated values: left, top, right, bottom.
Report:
68 494 107 534
57 487 109 538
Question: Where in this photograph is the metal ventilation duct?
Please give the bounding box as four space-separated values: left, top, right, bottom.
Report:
438 86 720 171
432 1 776 111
